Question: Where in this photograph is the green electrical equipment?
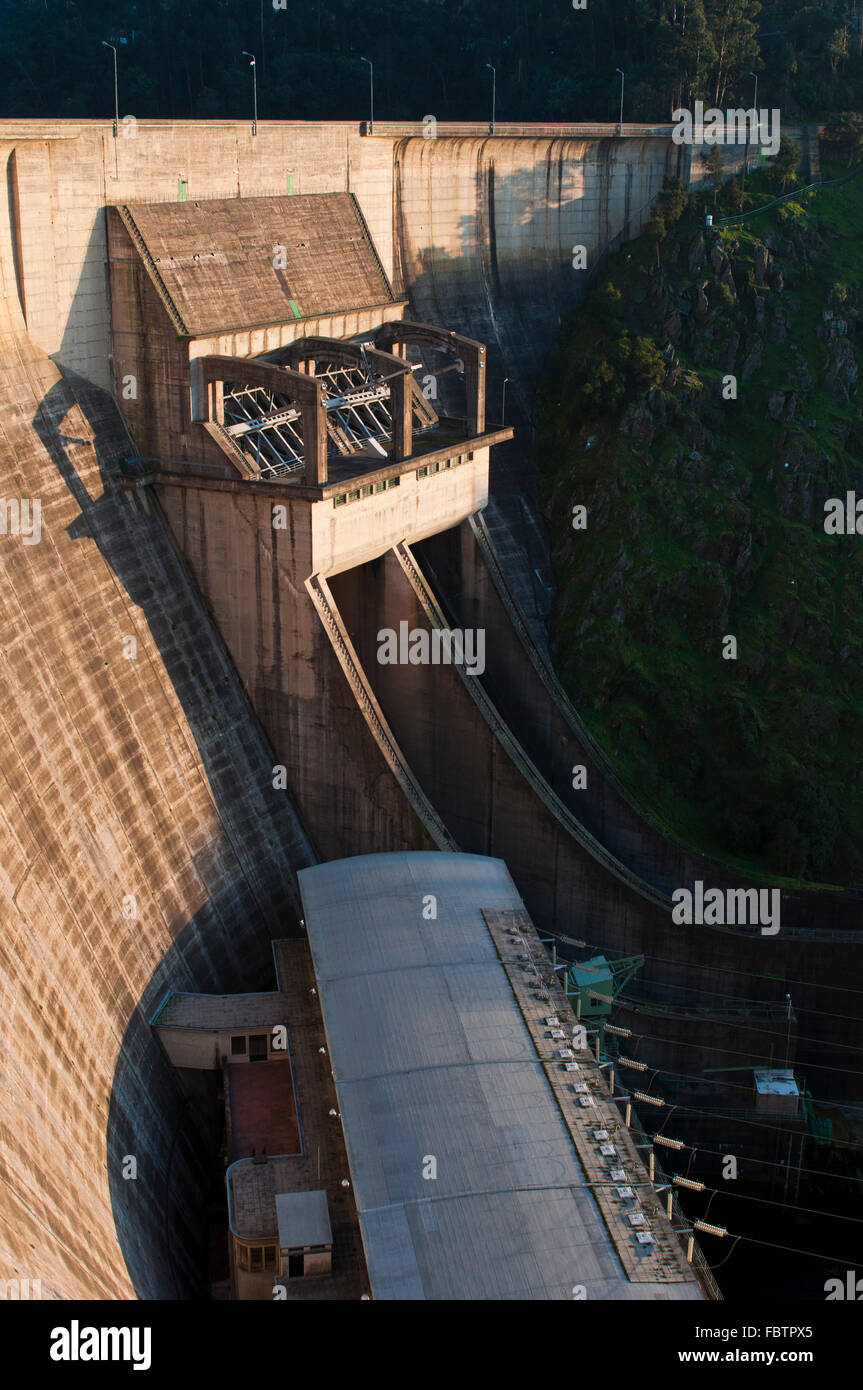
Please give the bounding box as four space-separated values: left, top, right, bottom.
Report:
565 953 644 1021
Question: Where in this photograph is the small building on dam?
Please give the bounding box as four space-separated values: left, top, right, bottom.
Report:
152 851 715 1300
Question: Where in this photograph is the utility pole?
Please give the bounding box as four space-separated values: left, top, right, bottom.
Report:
242 52 258 136
360 57 374 134
486 64 496 135
741 71 758 210
615 68 625 135
101 42 119 179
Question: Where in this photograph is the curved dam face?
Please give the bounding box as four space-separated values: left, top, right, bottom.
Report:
328 534 863 1095
0 120 706 1300
0 186 314 1296
392 133 683 620
393 134 683 414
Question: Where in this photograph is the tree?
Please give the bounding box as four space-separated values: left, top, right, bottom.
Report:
705 0 761 108
827 25 849 72
630 337 666 391
773 134 800 190
824 112 863 168
706 142 724 206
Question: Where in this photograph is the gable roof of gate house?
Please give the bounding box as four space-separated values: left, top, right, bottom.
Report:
116 192 397 335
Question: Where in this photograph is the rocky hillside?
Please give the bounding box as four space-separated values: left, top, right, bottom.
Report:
535 164 863 885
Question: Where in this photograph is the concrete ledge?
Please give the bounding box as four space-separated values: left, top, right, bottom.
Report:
124 426 514 500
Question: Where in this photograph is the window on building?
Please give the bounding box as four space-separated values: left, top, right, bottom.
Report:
387 477 399 488
237 1243 249 1270
334 494 347 507
231 1035 246 1056
263 1246 276 1271
250 1247 263 1272
417 465 428 479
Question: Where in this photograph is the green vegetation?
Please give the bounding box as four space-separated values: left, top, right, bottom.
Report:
2 0 863 125
535 163 863 885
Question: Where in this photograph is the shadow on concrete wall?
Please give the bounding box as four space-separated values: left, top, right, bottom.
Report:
23 144 677 1294
31 368 313 1298
54 214 112 391
395 144 676 619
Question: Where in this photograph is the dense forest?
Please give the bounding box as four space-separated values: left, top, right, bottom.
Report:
536 161 863 885
0 0 862 126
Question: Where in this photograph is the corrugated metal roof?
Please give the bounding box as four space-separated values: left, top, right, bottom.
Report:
299 852 705 1302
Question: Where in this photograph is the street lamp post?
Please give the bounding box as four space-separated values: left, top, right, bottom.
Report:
615 68 625 135
486 63 496 135
242 52 258 136
101 41 119 178
741 70 757 209
502 377 510 423
360 57 374 134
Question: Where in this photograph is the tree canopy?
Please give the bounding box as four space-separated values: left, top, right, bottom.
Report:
0 0 861 124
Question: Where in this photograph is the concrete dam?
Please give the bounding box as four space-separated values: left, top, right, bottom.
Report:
0 119 854 1301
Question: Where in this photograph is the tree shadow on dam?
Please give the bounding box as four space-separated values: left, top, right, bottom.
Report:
31 369 311 1298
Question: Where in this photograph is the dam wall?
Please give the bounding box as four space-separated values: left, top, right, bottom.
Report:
152 475 427 861
0 185 315 1297
0 120 680 399
393 133 684 412
327 541 863 1088
0 115 821 1302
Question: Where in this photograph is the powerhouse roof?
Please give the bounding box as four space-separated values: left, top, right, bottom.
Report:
298 852 704 1302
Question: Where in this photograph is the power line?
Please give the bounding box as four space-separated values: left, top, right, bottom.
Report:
617 1019 863 1083
546 924 863 1010
617 993 863 1061
608 1048 863 1129
624 1112 863 1188
628 1093 863 1153
685 1179 863 1230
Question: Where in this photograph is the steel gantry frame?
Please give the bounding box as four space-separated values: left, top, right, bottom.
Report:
194 325 483 486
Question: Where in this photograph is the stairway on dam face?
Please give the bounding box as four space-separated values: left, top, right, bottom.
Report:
0 313 314 1297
